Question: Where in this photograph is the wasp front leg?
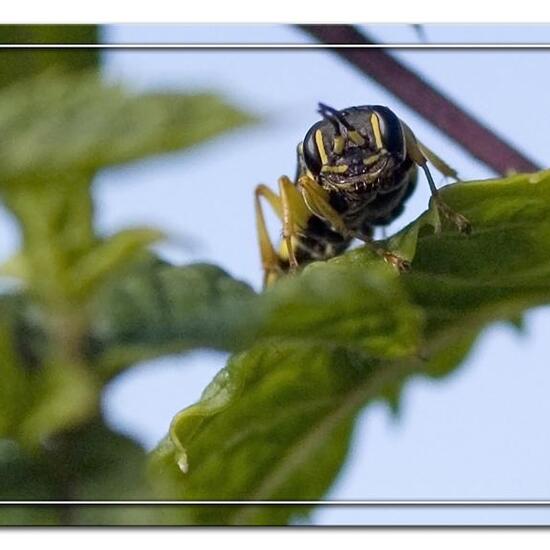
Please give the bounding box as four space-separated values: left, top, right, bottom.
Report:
254 176 311 287
298 175 410 272
423 165 471 235
402 123 471 235
354 227 411 272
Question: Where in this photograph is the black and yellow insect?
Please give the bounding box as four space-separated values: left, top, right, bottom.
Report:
255 103 471 287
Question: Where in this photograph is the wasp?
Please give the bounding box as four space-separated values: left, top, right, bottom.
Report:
255 103 471 287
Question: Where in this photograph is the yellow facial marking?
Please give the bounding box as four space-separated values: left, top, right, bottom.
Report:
315 129 329 165
321 164 349 174
348 130 365 146
333 135 345 155
363 153 382 166
370 112 384 150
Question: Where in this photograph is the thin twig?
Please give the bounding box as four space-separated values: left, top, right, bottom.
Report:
297 24 541 175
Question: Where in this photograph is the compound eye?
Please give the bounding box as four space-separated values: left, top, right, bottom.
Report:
302 125 324 175
371 106 406 159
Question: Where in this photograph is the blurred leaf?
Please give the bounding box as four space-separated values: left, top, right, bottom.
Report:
92 258 420 379
0 44 264 513
258 261 421 358
0 70 254 307
91 260 258 378
144 263 421 526
0 69 254 306
149 345 385 525
0 419 177 525
0 293 99 447
0 68 255 450
17 360 99 447
0 25 99 88
0 439 60 525
0 341 98 447
0 322 29 437
2 177 162 319
507 313 526 333
0 71 255 187
70 228 164 299
148 170 550 524
2 172 96 302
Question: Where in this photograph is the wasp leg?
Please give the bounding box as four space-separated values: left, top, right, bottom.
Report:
255 178 311 287
417 140 459 181
278 176 311 273
421 164 471 234
255 184 285 287
354 231 411 272
297 174 349 235
298 175 410 272
402 122 471 234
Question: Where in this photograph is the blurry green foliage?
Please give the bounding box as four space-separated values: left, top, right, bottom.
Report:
0 419 165 525
0 25 98 88
0 72 252 184
0 26 256 524
91 259 419 378
0 69 253 449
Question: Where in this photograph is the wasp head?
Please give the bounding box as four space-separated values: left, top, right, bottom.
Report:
301 103 407 191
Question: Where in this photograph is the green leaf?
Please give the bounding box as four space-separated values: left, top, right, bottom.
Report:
0 322 29 437
0 440 60 525
0 47 264 502
2 172 97 302
0 419 180 525
149 345 386 525
0 69 253 311
149 170 550 524
92 258 420 379
146 262 421 525
0 71 255 187
17 360 99 448
258 261 421 358
0 69 256 423
0 70 254 309
91 260 258 378
0 295 99 446
70 228 164 299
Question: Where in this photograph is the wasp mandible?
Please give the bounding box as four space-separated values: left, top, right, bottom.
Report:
255 103 471 287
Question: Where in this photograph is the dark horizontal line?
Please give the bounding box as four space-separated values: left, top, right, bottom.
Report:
2 501 550 506
1 44 550 50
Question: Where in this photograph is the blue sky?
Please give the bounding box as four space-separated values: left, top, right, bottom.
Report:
3 24 550 525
